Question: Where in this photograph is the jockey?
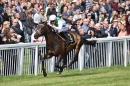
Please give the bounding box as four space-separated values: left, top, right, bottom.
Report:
48 14 73 44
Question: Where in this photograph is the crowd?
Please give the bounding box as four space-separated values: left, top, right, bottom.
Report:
0 0 130 75
0 0 129 44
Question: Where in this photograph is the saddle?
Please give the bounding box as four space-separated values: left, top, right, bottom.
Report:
59 32 74 45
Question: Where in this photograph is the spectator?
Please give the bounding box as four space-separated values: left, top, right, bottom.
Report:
11 5 18 15
15 0 21 13
47 2 57 17
110 10 118 23
2 4 10 22
33 3 39 15
112 0 119 11
109 20 118 37
94 23 103 38
81 13 86 20
74 0 83 12
118 21 127 36
60 0 66 14
40 9 47 23
91 5 99 23
85 0 92 9
125 10 130 35
121 14 126 24
67 5 74 16
62 6 68 20
0 14 3 25
87 13 92 21
11 18 24 42
25 11 35 43
45 2 51 18
87 20 96 37
1 21 10 33
82 18 90 33
33 9 44 26
104 0 112 19
75 18 82 29
0 1 4 15
101 20 112 37
66 15 73 25
85 8 90 18
125 0 130 10
58 0 64 14
73 9 82 21
20 6 27 28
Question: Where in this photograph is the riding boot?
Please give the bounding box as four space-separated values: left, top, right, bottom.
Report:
63 32 71 44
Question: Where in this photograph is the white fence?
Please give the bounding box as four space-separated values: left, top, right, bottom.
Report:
0 36 130 76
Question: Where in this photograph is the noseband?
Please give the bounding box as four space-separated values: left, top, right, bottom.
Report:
37 29 42 34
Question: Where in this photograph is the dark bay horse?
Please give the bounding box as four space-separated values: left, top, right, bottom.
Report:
34 23 84 77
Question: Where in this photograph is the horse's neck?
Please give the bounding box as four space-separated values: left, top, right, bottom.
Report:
45 32 59 45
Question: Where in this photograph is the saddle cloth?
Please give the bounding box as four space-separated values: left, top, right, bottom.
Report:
67 32 74 43
59 32 74 44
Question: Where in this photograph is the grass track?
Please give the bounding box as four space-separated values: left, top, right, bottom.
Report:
0 65 130 86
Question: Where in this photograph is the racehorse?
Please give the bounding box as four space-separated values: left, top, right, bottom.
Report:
34 23 94 77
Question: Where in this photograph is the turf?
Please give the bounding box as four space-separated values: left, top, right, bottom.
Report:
0 65 130 86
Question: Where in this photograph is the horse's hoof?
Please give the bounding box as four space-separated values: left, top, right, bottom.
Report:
43 69 47 77
43 72 47 77
57 71 61 75
43 73 47 77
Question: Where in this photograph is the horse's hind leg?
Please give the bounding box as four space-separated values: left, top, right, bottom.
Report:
62 54 67 69
68 48 80 69
55 55 62 70
57 54 67 74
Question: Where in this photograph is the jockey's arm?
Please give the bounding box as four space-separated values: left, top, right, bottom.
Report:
53 21 63 31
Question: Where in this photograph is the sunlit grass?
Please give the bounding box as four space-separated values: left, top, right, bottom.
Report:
0 65 130 86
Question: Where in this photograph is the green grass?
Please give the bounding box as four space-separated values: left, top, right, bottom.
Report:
0 65 130 86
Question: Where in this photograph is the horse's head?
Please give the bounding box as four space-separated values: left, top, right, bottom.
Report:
34 23 52 39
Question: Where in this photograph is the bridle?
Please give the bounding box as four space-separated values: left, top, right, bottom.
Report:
36 24 62 47
36 29 42 34
36 24 52 35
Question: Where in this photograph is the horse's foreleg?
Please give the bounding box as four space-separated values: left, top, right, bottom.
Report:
42 54 52 77
41 58 47 77
68 48 80 69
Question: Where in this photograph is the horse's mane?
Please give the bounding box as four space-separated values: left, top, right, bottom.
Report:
39 22 53 30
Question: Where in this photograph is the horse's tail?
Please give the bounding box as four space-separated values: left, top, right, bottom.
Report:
83 39 97 47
